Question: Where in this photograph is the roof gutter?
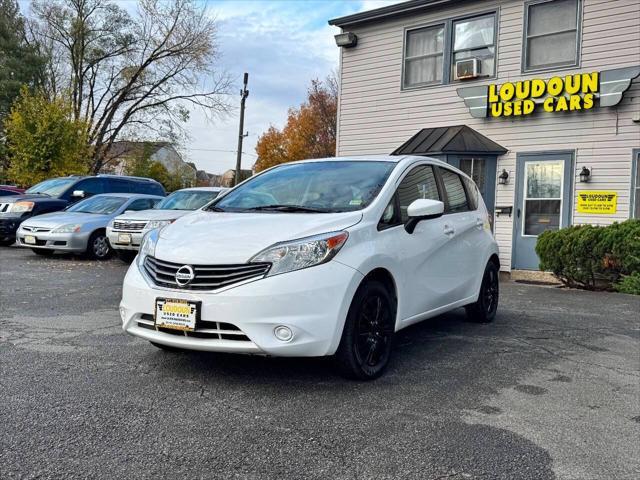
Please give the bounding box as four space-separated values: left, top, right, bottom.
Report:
328 0 463 28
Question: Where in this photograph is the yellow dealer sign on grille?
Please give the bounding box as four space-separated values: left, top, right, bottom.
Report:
576 191 617 214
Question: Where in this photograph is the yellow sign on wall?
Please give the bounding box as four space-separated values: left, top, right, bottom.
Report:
488 72 599 117
576 191 617 214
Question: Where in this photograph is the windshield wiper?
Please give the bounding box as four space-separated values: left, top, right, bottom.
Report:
244 204 330 213
207 205 226 212
27 191 50 196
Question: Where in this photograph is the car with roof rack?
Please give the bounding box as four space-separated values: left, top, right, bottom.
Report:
0 174 165 247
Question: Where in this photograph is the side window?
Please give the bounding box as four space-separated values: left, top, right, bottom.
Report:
462 176 479 211
107 178 132 193
73 178 105 196
127 198 155 211
523 0 581 72
439 168 470 213
379 165 440 229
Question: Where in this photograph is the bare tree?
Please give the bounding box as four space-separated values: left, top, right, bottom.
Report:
30 0 231 173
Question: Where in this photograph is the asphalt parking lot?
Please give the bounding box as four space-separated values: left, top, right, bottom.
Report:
1 246 639 480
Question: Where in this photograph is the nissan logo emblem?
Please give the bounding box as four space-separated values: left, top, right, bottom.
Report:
175 265 195 286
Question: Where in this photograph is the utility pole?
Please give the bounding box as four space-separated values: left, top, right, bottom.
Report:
235 72 249 186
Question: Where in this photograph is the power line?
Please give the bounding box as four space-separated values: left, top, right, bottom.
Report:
182 147 257 158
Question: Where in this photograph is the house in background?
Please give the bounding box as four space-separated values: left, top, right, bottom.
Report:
104 141 197 188
329 0 640 272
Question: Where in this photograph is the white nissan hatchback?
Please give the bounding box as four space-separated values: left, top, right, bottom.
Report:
120 156 499 379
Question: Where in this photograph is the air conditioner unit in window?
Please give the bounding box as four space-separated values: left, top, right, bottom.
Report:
456 58 481 80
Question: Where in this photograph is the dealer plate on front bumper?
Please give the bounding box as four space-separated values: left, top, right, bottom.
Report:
24 235 36 245
155 298 199 331
118 233 132 244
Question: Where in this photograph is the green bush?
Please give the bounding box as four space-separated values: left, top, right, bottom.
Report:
614 272 640 295
536 219 640 291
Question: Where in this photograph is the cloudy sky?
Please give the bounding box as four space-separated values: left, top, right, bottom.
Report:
185 0 403 174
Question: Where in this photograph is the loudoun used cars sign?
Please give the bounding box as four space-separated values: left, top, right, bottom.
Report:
457 66 640 119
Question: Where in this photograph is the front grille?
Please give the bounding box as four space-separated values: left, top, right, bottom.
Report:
113 221 147 231
143 256 271 291
0 203 11 213
21 225 51 233
137 314 251 341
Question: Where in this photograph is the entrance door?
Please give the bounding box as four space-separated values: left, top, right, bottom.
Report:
513 152 574 270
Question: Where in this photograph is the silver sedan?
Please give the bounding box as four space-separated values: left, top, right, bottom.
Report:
16 193 163 259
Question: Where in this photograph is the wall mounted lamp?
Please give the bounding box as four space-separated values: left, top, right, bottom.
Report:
579 166 592 183
498 169 509 185
334 32 358 48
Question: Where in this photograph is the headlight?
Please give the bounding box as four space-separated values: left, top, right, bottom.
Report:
137 228 159 267
52 224 82 233
10 201 34 213
146 219 171 230
250 231 349 277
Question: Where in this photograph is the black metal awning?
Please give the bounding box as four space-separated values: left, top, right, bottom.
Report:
391 125 507 156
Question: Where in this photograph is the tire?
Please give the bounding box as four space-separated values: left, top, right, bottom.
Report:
465 261 499 323
0 237 15 247
86 231 112 260
116 250 137 264
334 280 396 380
150 341 184 352
31 248 54 256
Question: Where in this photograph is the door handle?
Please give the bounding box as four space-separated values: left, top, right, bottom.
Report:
444 225 455 236
475 217 484 228
517 208 521 218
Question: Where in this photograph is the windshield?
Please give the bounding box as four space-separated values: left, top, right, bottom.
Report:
25 178 77 197
155 190 220 210
67 196 127 214
211 161 396 213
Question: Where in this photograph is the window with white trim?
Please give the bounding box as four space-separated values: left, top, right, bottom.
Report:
404 25 445 87
523 0 581 71
451 13 496 80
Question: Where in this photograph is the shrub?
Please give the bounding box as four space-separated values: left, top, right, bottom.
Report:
614 272 640 295
536 219 640 291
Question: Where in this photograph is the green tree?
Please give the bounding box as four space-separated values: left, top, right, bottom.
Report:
4 87 91 186
0 0 47 179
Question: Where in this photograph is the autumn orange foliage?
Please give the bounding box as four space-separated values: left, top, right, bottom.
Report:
254 76 337 172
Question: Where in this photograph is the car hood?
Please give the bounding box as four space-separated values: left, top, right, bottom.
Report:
0 193 62 203
114 209 191 222
155 210 363 264
22 211 111 229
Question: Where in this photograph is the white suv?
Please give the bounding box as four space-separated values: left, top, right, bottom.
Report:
120 156 499 379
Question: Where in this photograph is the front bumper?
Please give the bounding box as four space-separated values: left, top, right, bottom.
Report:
16 228 91 252
120 259 364 357
0 215 23 239
107 227 146 251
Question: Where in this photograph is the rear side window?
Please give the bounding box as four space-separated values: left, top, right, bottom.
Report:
439 168 470 213
462 176 479 211
137 181 166 196
106 178 132 193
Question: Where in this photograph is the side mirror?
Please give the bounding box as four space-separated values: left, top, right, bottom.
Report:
405 199 444 234
72 190 85 199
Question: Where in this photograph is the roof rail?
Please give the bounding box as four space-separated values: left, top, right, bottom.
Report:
97 174 159 183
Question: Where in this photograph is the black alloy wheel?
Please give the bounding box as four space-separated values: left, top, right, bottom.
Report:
466 261 499 323
335 280 396 380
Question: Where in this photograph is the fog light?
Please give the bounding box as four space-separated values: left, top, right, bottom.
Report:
274 325 293 342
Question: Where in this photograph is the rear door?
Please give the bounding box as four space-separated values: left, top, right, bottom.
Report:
436 167 483 302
